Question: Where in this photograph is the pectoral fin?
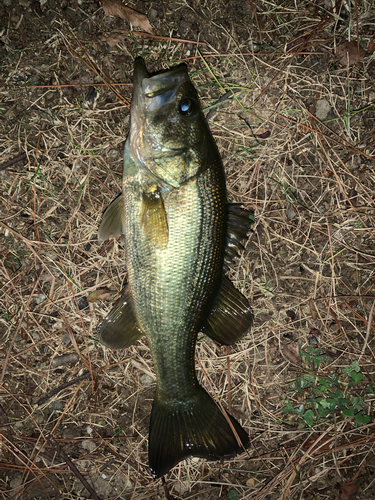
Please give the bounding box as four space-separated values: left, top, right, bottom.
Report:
141 186 168 249
202 275 253 345
99 288 144 349
98 195 125 242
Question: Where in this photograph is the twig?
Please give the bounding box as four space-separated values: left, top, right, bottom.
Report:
23 441 58 465
37 371 91 406
250 14 334 109
0 153 27 171
0 403 15 464
205 88 242 122
0 271 42 385
360 301 375 360
161 476 174 500
247 0 262 44
275 105 374 161
0 220 94 248
63 27 130 107
46 436 101 500
59 312 94 376
114 29 206 45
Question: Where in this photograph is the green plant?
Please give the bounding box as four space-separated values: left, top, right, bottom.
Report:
269 177 310 212
30 163 59 197
282 349 372 427
258 277 276 296
1 308 14 324
2 235 29 269
300 345 326 369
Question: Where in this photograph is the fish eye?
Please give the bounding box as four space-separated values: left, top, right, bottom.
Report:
179 98 194 116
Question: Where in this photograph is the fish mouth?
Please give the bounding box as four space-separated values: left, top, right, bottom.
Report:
142 65 189 98
133 58 149 96
132 57 189 111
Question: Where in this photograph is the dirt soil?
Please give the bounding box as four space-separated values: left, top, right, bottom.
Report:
1 0 375 499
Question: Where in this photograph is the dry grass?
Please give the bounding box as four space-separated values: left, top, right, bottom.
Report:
1 0 375 498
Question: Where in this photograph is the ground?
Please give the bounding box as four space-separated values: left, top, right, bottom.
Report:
0 0 375 499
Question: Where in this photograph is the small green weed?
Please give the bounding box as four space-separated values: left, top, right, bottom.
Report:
258 277 276 296
2 235 29 269
269 177 310 212
282 347 372 427
30 163 59 197
1 309 14 324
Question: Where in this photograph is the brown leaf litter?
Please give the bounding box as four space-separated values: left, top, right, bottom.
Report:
101 0 153 34
335 41 364 66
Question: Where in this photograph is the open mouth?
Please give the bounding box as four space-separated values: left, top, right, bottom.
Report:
133 58 189 106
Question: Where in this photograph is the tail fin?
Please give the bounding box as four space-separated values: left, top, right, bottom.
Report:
148 386 249 478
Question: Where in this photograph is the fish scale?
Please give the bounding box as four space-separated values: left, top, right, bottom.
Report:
124 172 225 396
98 58 254 478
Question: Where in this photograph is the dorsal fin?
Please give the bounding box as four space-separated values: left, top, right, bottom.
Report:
225 204 254 266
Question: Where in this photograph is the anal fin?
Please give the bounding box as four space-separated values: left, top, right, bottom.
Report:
98 194 125 242
99 288 144 349
202 275 253 345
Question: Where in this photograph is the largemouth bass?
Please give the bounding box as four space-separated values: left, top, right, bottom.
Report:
98 58 253 478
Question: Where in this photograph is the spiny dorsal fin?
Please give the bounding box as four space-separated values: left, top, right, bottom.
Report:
99 288 144 350
225 204 254 266
98 195 125 242
202 275 253 345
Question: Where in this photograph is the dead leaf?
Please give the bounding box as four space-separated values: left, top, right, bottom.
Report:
309 328 321 336
255 129 271 139
40 271 54 282
280 343 300 364
323 169 333 178
303 434 332 453
336 41 364 66
286 204 297 221
102 0 153 33
69 72 93 87
339 479 359 500
131 359 156 380
51 353 80 368
286 310 296 321
348 187 358 206
309 299 318 320
368 40 375 53
105 31 127 47
87 289 117 303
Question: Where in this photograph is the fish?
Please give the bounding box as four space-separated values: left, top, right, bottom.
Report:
98 58 254 478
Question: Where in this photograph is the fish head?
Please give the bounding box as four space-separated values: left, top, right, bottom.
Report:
129 58 209 188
